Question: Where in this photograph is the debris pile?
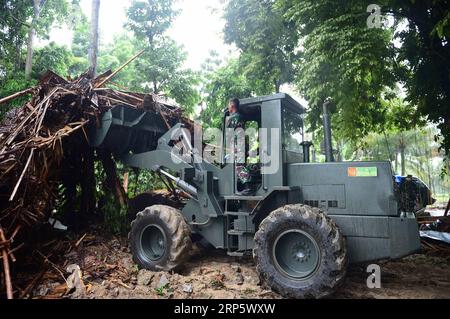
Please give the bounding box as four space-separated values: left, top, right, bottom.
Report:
0 65 190 298
18 228 450 299
18 228 275 299
419 199 450 254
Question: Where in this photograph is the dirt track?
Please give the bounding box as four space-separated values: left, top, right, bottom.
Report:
25 230 450 299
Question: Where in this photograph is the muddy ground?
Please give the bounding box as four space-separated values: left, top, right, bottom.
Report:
14 226 450 300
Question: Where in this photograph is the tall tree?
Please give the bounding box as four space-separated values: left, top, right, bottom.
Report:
0 0 32 85
70 12 90 76
125 0 200 111
25 0 44 78
97 33 139 88
383 0 450 160
0 1 31 73
23 0 73 78
223 0 299 94
1 0 78 118
277 0 450 161
277 0 397 145
126 0 178 46
88 0 100 77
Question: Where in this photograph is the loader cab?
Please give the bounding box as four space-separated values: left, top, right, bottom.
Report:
221 93 306 194
221 101 262 193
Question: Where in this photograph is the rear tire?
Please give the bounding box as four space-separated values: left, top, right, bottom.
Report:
253 204 348 298
129 205 192 271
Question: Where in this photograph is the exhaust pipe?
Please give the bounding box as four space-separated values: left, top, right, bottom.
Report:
322 98 334 162
300 141 313 163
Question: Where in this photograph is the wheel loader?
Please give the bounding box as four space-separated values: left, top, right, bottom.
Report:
90 93 430 298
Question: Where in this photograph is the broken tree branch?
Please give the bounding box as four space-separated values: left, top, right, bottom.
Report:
0 227 13 299
9 148 34 202
95 49 145 88
0 87 34 106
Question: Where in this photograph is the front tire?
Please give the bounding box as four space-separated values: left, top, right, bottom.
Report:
253 204 348 298
129 205 192 271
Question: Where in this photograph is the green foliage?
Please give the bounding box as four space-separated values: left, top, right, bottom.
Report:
346 126 450 196
94 161 129 234
0 0 83 120
431 11 450 39
0 73 34 97
69 10 89 77
33 42 74 77
200 50 221 75
71 12 89 57
96 33 139 89
54 158 166 235
31 0 77 39
0 0 80 77
276 0 450 160
0 0 31 76
100 164 165 234
131 38 196 100
201 58 253 128
102 192 128 234
121 168 165 197
126 0 179 44
223 0 298 93
386 0 450 158
382 94 423 131
0 73 35 120
278 0 398 145
163 68 201 113
155 284 171 296
125 0 200 112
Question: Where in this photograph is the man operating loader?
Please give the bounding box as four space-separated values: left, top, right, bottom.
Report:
225 98 260 196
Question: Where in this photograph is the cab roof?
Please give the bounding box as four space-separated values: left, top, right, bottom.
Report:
239 93 305 114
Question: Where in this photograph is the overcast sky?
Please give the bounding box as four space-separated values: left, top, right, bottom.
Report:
48 0 234 70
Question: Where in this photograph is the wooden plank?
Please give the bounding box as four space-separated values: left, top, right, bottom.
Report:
94 49 145 88
0 228 13 299
0 88 34 106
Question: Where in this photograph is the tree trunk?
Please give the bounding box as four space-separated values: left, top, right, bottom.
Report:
14 19 22 72
80 147 96 216
25 0 41 79
400 150 405 175
311 132 316 162
399 135 406 176
394 151 399 174
88 0 101 77
274 79 280 93
99 150 126 207
15 37 21 72
425 145 434 193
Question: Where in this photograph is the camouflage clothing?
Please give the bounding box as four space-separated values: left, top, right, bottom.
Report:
236 163 261 184
225 112 245 165
226 112 244 130
226 112 260 184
